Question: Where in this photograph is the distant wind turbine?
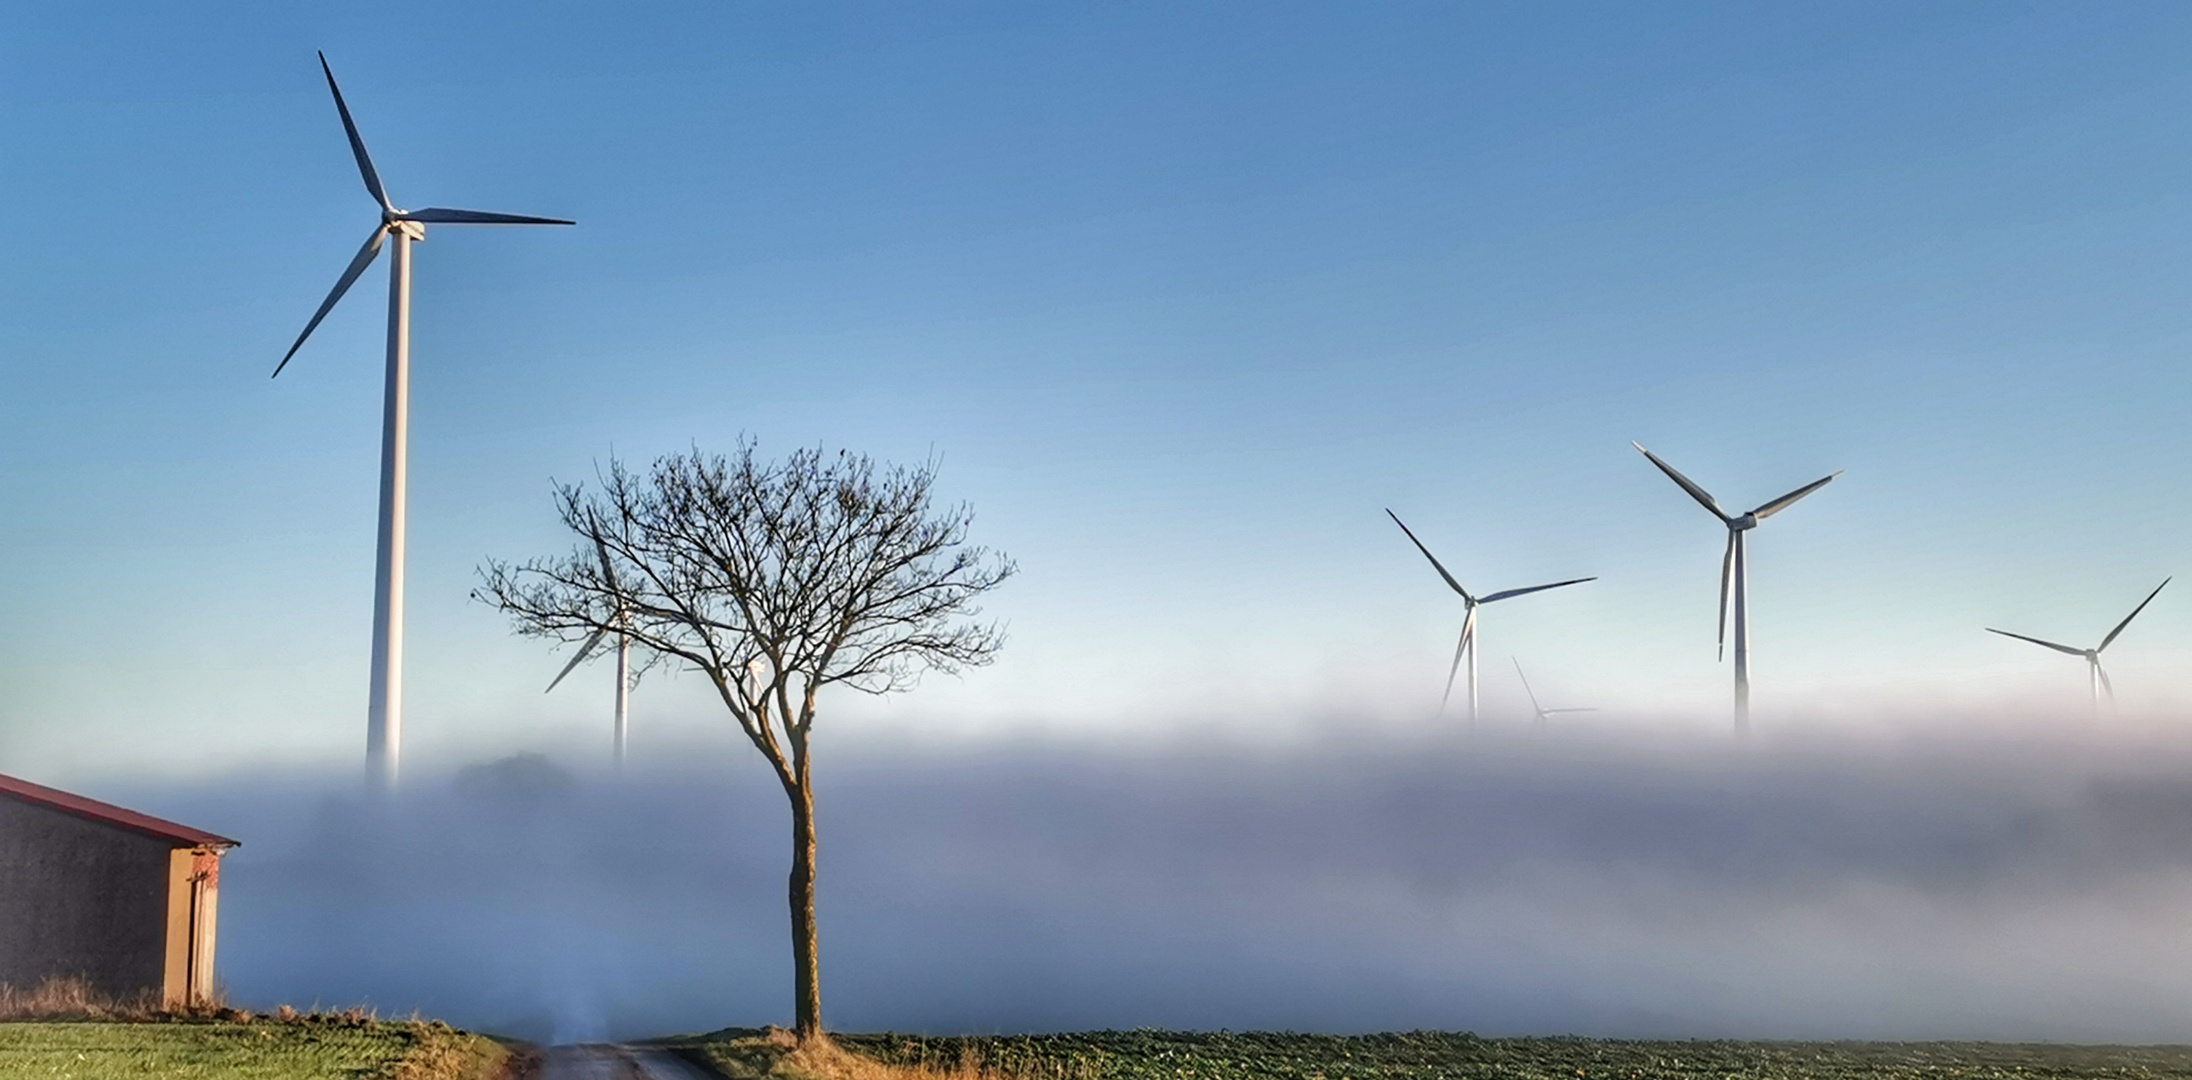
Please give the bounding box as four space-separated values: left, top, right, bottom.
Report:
545 538 637 767
1513 658 1595 726
1632 443 1840 732
274 53 572 788
1386 509 1595 727
1988 578 2169 714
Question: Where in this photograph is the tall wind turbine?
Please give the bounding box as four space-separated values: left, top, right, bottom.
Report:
1512 658 1595 726
545 538 636 767
1988 578 2169 714
1386 509 1595 727
275 53 572 788
1633 443 1839 732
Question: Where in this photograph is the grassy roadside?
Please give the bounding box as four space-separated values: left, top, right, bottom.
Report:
663 1027 992 1080
671 1029 2192 1080
0 1016 512 1080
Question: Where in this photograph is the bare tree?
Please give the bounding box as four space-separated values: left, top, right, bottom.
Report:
475 442 1013 1040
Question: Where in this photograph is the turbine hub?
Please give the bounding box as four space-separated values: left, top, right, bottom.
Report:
1731 513 1759 531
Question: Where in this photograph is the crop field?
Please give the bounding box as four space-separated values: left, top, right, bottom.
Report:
0 1017 509 1080
825 1031 2192 1080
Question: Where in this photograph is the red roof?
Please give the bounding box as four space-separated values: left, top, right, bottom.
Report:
0 773 238 849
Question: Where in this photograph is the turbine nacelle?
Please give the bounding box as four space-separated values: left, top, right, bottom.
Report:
1729 513 1759 532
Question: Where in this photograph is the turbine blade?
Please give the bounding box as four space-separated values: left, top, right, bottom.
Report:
545 628 609 692
272 226 387 377
1633 443 1729 521
1750 471 1843 520
1717 530 1734 662
1512 657 1541 712
2099 577 2170 653
2096 661 2116 702
592 533 619 587
318 52 393 212
1480 576 1596 604
591 534 631 628
1386 510 1473 602
1985 628 2088 657
1439 625 1469 710
400 207 576 226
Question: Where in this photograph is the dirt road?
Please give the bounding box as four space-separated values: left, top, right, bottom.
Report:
535 1043 724 1080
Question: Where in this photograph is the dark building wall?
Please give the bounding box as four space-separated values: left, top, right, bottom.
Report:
0 797 173 1000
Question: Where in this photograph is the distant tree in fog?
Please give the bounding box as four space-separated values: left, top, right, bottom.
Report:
475 441 1014 1040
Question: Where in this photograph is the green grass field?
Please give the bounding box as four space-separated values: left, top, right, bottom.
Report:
0 1018 509 1080
22 1022 2192 1080
825 1031 2192 1080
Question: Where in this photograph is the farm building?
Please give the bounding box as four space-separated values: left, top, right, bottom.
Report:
0 772 237 1009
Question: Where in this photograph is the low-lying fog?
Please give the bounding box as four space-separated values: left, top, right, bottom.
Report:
103 721 2192 1043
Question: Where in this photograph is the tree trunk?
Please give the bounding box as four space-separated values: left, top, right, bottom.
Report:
788 766 822 1040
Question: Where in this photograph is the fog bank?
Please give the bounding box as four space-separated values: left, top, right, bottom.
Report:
94 722 2192 1042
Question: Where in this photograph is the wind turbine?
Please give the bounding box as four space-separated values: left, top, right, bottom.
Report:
546 627 634 767
1386 509 1595 727
1987 578 2169 714
545 537 637 767
1632 443 1839 732
1513 658 1595 726
274 53 572 788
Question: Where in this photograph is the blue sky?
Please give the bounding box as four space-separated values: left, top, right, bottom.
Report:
7 3 2192 779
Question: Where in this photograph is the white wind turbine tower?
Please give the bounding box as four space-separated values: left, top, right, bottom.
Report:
1987 578 2169 715
274 53 572 788
1512 658 1595 726
546 539 637 767
1386 509 1595 727
1632 443 1840 733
